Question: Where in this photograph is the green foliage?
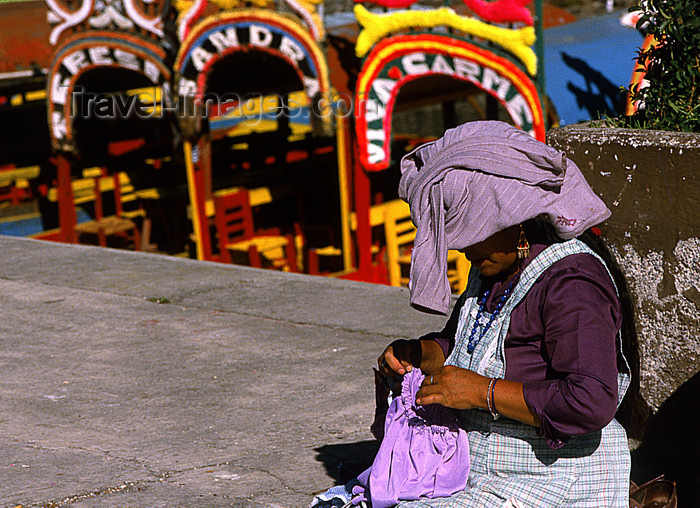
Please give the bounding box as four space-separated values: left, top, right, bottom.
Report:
623 0 700 132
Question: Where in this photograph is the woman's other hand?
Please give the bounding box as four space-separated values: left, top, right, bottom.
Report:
416 366 489 410
416 366 541 427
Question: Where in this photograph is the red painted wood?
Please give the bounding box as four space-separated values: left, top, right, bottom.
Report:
55 154 77 243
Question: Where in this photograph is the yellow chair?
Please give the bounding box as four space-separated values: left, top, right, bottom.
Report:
383 200 469 293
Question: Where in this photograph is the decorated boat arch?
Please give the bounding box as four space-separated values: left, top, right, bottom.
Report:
48 33 173 154
43 0 177 246
354 33 544 171
346 0 548 280
25 0 559 288
173 0 340 263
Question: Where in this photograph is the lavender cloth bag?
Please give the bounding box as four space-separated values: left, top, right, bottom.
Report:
355 368 470 508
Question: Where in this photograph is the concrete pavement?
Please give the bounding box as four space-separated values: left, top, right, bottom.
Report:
0 235 449 508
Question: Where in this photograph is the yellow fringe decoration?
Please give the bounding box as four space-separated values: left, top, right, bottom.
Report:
173 0 194 14
210 0 274 9
354 5 536 75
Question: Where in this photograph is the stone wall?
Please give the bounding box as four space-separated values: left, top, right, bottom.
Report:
548 123 700 498
547 125 700 412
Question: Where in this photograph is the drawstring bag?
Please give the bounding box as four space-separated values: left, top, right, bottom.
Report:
354 368 470 508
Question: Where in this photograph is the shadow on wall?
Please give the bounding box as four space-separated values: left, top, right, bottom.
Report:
632 370 700 506
561 52 626 121
314 440 379 486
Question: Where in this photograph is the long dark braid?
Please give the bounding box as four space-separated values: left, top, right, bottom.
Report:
522 216 650 438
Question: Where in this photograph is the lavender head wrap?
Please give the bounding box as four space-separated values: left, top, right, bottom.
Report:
398 121 610 315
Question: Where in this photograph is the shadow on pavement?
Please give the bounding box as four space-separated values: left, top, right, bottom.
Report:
314 440 380 486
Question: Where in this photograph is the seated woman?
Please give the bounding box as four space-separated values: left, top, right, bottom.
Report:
376 121 643 507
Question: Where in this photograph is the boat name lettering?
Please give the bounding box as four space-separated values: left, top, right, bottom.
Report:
361 51 534 167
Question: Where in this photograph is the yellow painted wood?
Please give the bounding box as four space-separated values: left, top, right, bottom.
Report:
335 116 352 271
0 165 40 182
349 199 409 230
206 186 283 217
383 200 470 291
225 236 290 268
184 140 205 260
47 172 135 203
225 236 288 252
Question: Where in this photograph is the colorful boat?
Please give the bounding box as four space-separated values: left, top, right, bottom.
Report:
0 0 644 289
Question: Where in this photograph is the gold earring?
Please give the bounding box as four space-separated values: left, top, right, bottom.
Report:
517 225 530 260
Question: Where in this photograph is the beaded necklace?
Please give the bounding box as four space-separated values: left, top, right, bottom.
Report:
466 277 517 354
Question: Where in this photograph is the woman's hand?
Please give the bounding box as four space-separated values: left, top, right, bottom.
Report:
416 366 542 427
416 365 489 409
378 338 447 378
378 339 421 377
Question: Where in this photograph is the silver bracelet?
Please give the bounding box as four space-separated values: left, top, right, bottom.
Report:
487 377 500 420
